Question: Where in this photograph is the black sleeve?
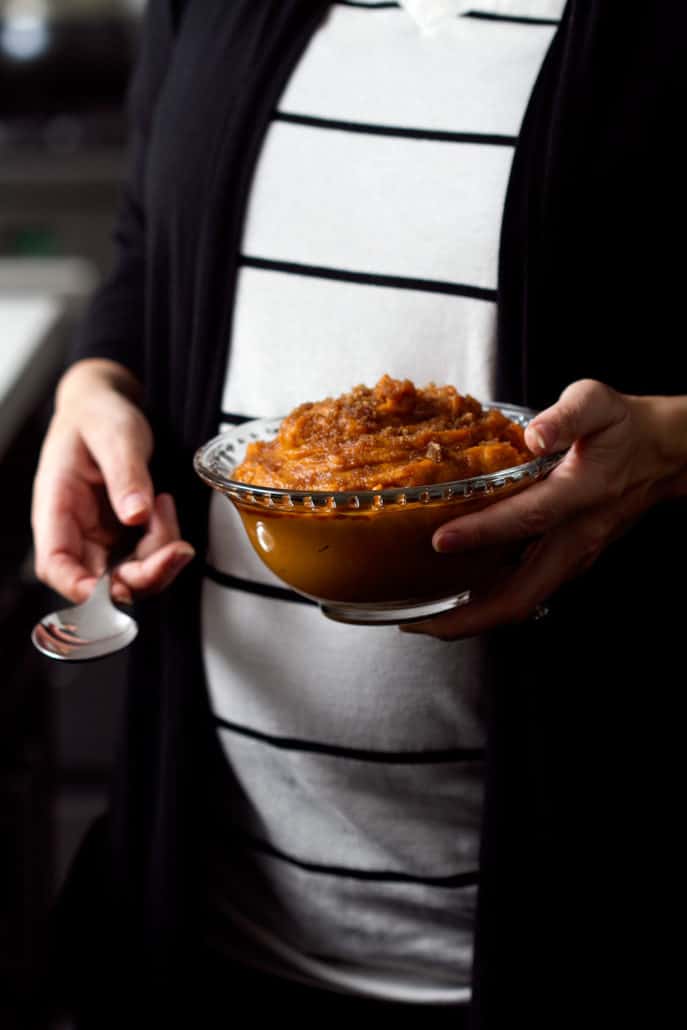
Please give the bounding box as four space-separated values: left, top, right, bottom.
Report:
68 0 178 382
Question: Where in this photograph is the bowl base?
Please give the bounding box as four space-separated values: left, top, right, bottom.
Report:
320 591 471 626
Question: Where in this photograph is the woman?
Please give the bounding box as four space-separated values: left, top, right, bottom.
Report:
31 1 687 1026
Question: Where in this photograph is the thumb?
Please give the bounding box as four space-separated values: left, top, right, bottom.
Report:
525 379 627 456
81 402 155 524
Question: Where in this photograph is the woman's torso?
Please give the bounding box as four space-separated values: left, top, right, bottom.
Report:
200 0 564 1005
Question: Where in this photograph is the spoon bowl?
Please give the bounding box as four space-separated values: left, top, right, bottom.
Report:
31 524 144 662
32 572 138 661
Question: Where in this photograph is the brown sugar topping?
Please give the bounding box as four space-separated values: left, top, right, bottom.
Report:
232 375 533 491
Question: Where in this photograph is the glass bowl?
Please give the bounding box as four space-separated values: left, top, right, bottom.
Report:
194 404 564 625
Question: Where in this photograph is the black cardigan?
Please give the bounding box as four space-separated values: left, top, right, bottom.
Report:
44 2 687 1027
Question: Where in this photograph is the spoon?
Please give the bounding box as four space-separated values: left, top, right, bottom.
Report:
31 526 143 662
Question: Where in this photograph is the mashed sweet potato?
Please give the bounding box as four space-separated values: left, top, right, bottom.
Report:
233 375 532 490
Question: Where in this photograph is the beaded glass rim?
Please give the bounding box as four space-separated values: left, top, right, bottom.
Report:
193 404 565 513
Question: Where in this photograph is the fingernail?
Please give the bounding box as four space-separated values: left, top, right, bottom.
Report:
112 584 133 605
121 492 148 519
171 547 195 571
433 532 461 553
527 422 555 453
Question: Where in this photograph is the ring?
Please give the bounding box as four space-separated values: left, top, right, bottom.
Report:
531 603 550 622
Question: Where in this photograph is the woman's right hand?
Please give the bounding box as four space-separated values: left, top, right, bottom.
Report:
32 358 195 605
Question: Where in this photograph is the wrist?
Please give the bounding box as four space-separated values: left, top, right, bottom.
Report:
56 358 143 413
630 394 687 501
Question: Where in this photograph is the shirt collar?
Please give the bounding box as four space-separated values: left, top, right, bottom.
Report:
398 0 565 31
398 1 471 31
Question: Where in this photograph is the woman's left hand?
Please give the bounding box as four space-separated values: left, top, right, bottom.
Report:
403 379 687 641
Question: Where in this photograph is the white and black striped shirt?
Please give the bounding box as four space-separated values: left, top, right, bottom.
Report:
201 0 564 1004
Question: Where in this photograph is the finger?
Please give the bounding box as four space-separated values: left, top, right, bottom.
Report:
110 494 192 600
81 401 154 525
131 493 182 561
434 383 634 554
525 379 628 455
403 528 572 641
432 452 600 553
407 503 621 641
114 539 195 598
39 551 99 604
33 473 107 601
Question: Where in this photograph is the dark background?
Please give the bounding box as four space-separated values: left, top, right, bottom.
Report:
0 3 144 1026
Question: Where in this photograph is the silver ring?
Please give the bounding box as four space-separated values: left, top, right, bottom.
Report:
532 603 550 622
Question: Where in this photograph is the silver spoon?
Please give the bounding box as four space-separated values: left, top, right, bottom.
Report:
31 527 143 662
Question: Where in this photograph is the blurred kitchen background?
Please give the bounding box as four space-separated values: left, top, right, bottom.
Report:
0 2 144 1025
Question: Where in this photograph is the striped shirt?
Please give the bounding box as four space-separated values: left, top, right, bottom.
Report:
201 0 564 1004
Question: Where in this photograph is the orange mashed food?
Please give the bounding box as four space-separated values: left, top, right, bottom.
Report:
233 375 533 491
